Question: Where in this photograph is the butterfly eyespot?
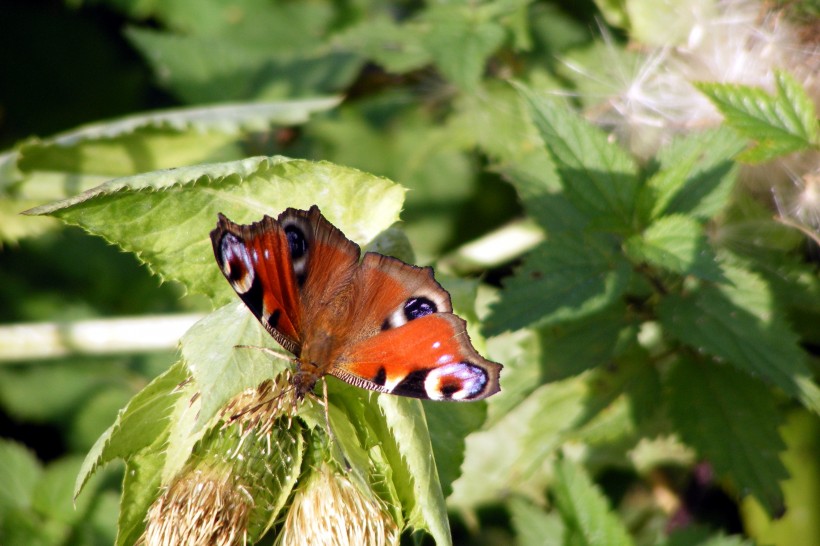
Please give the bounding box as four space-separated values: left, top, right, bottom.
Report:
220 233 254 291
424 362 488 401
404 297 437 320
285 225 308 259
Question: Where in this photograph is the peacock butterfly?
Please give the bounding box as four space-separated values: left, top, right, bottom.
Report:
210 205 502 402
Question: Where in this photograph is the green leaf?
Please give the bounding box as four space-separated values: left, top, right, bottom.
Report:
508 497 565 546
658 264 820 414
451 364 635 510
151 0 335 53
537 301 632 380
551 458 634 546
379 397 451 546
485 233 632 335
117 449 165 546
642 127 745 221
74 361 188 499
335 16 432 74
423 402 486 499
516 83 640 231
0 439 41 513
696 71 819 163
624 214 726 282
450 375 590 509
27 156 406 301
126 27 361 102
422 5 506 90
32 456 91 525
4 98 340 215
180 302 286 429
667 357 788 517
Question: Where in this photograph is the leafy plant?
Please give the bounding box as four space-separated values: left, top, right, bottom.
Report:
2 0 819 545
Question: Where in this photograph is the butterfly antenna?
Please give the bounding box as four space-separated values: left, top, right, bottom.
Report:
234 344 293 363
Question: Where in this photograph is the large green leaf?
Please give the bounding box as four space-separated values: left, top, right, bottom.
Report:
667 357 788 517
658 264 820 413
508 496 565 546
485 233 632 335
537 301 632 380
517 84 640 232
27 156 406 301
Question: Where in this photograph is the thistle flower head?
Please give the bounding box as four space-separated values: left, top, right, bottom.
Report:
278 464 400 546
141 466 252 546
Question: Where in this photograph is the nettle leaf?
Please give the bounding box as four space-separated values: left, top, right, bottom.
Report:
537 301 632 381
667 357 788 517
485 233 632 335
151 0 335 53
641 127 745 221
451 362 639 511
624 214 726 282
27 156 406 302
516 84 640 232
422 5 506 90
551 458 634 546
658 263 820 414
696 71 819 163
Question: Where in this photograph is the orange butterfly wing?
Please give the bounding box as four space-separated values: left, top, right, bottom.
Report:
328 252 501 401
333 313 501 401
211 213 303 354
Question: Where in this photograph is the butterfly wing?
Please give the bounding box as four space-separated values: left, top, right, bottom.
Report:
330 252 502 401
210 205 361 357
211 213 303 354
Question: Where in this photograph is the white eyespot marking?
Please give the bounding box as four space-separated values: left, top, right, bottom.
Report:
424 362 488 401
220 234 255 294
432 341 441 349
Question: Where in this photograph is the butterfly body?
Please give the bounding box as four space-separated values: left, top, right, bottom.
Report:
211 206 501 402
